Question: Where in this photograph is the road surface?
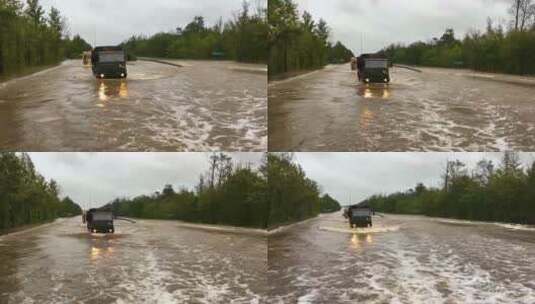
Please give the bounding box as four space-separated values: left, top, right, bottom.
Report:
0 60 267 151
0 217 266 304
268 213 535 303
269 64 535 151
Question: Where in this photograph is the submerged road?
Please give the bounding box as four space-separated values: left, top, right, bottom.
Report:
269 64 535 151
268 213 535 303
0 60 267 151
0 217 266 304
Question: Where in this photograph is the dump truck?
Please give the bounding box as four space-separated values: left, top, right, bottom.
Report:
357 53 390 84
91 46 127 79
345 203 373 228
86 208 115 233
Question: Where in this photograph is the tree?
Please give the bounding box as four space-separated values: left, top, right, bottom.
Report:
25 0 44 26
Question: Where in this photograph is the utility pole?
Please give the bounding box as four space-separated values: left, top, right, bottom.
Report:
361 32 363 55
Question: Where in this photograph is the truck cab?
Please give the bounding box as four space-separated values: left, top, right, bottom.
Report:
357 54 390 84
347 204 373 228
91 46 127 79
86 209 115 233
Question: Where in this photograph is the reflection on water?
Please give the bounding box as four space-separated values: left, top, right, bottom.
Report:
359 106 375 130
97 80 128 102
357 84 391 99
90 245 114 262
350 233 374 250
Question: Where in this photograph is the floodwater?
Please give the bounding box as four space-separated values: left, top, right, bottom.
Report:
268 213 535 303
0 60 267 151
269 64 535 151
0 217 267 304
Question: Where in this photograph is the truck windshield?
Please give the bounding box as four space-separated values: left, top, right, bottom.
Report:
353 209 371 216
92 213 113 221
365 60 388 69
98 51 124 63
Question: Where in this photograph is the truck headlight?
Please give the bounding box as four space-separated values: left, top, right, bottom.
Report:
365 78 370 83
100 74 105 78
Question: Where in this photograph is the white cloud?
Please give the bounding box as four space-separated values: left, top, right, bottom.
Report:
295 152 535 205
295 0 510 54
28 152 263 209
39 0 265 45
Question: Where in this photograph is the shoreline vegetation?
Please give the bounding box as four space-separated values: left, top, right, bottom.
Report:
122 2 268 64
364 152 535 226
268 0 354 78
383 1 535 76
1 0 267 81
0 153 82 233
106 153 341 230
0 62 61 84
0 0 92 80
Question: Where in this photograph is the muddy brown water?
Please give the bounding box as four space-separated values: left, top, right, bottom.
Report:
268 213 535 303
0 217 266 304
268 64 535 151
0 60 267 152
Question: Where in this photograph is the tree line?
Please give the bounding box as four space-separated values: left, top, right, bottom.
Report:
383 0 535 75
0 153 82 233
122 2 268 63
0 0 92 78
268 0 354 77
364 152 535 225
105 153 340 229
106 153 268 229
265 153 341 228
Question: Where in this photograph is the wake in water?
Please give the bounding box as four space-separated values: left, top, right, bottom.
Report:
318 225 400 234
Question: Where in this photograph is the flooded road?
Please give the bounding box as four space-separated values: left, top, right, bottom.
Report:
269 64 535 151
268 213 535 303
0 60 267 151
0 217 266 303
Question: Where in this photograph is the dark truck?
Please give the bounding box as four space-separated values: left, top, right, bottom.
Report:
344 203 373 228
86 209 115 233
91 46 127 79
357 53 390 84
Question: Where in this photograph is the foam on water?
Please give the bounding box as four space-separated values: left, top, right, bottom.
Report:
318 225 400 234
495 223 535 231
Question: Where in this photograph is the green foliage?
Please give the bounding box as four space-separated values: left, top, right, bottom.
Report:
365 153 535 225
328 41 354 64
0 153 82 232
263 153 322 228
319 194 341 213
384 25 535 75
64 34 92 59
0 0 92 76
106 153 269 229
122 3 268 63
107 153 332 229
268 0 353 77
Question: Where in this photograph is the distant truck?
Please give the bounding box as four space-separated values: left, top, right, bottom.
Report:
91 46 127 79
356 53 390 84
344 203 373 228
350 57 358 71
86 208 115 233
82 51 92 66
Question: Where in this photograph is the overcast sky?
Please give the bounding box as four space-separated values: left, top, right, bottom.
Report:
29 153 263 209
296 0 511 54
39 0 265 46
295 152 535 206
